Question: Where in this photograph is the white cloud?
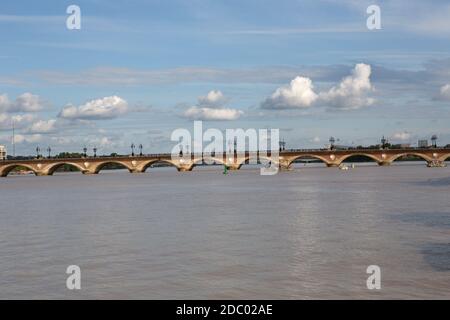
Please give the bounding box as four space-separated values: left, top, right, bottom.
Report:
319 63 374 110
261 76 318 109
0 113 35 130
183 90 243 121
59 96 128 120
392 131 411 141
198 90 227 108
13 134 43 144
439 84 450 100
261 64 374 111
27 119 58 134
0 92 44 112
183 107 243 121
12 93 44 112
0 94 10 111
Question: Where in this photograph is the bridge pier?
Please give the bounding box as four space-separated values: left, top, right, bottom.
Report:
82 171 98 175
129 169 145 174
427 160 447 167
326 163 339 167
226 164 241 170
177 166 193 172
378 161 391 166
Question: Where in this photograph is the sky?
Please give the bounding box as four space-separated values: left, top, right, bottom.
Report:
1 0 450 155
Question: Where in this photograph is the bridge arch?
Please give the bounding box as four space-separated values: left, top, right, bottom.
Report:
339 153 381 164
190 157 226 169
140 159 180 172
389 153 433 163
439 153 450 162
0 164 37 177
44 162 85 175
288 154 330 166
93 161 134 174
237 155 279 168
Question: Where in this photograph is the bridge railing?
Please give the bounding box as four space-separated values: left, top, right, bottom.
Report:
1 146 449 163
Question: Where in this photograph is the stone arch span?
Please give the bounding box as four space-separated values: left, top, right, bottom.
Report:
237 155 279 168
191 157 226 168
287 154 331 166
338 153 381 164
440 153 450 162
389 153 433 163
139 159 180 172
44 162 85 175
0 164 38 177
93 161 134 174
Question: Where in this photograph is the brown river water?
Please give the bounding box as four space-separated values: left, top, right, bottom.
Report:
0 162 449 299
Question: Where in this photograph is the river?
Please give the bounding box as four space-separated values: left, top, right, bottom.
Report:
0 162 449 299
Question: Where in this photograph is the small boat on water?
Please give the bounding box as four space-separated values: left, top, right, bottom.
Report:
339 164 349 170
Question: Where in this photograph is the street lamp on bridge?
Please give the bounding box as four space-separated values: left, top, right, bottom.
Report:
431 134 438 148
329 137 335 150
93 147 97 158
83 146 87 158
139 144 143 156
381 136 387 149
131 143 135 156
36 146 41 159
47 146 51 158
279 139 286 152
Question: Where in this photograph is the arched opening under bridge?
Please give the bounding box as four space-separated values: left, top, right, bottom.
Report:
288 155 329 169
47 163 83 175
1 164 37 177
340 154 379 167
94 161 132 174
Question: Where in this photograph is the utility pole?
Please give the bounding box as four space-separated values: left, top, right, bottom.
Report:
12 119 15 158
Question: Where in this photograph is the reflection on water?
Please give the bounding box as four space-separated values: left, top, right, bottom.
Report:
0 162 449 299
421 243 450 272
391 212 450 228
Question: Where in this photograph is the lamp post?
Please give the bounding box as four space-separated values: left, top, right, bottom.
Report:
329 137 335 150
83 147 87 158
47 146 51 158
381 136 387 149
431 134 438 148
139 144 143 156
36 146 41 159
280 139 286 152
93 147 97 158
131 143 135 156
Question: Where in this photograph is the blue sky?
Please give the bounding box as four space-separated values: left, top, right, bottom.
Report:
1 0 450 155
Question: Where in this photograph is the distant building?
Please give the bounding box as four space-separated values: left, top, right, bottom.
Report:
0 145 6 160
399 143 411 149
418 140 428 148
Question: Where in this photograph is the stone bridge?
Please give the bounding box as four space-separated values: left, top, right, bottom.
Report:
0 148 449 177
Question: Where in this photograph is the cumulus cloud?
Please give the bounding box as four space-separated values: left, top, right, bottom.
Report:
439 84 450 100
261 63 374 111
198 90 227 108
13 134 43 144
0 92 44 112
182 90 243 121
59 96 128 120
0 113 35 130
319 63 374 110
261 76 318 109
183 107 243 121
392 131 411 141
27 119 58 134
